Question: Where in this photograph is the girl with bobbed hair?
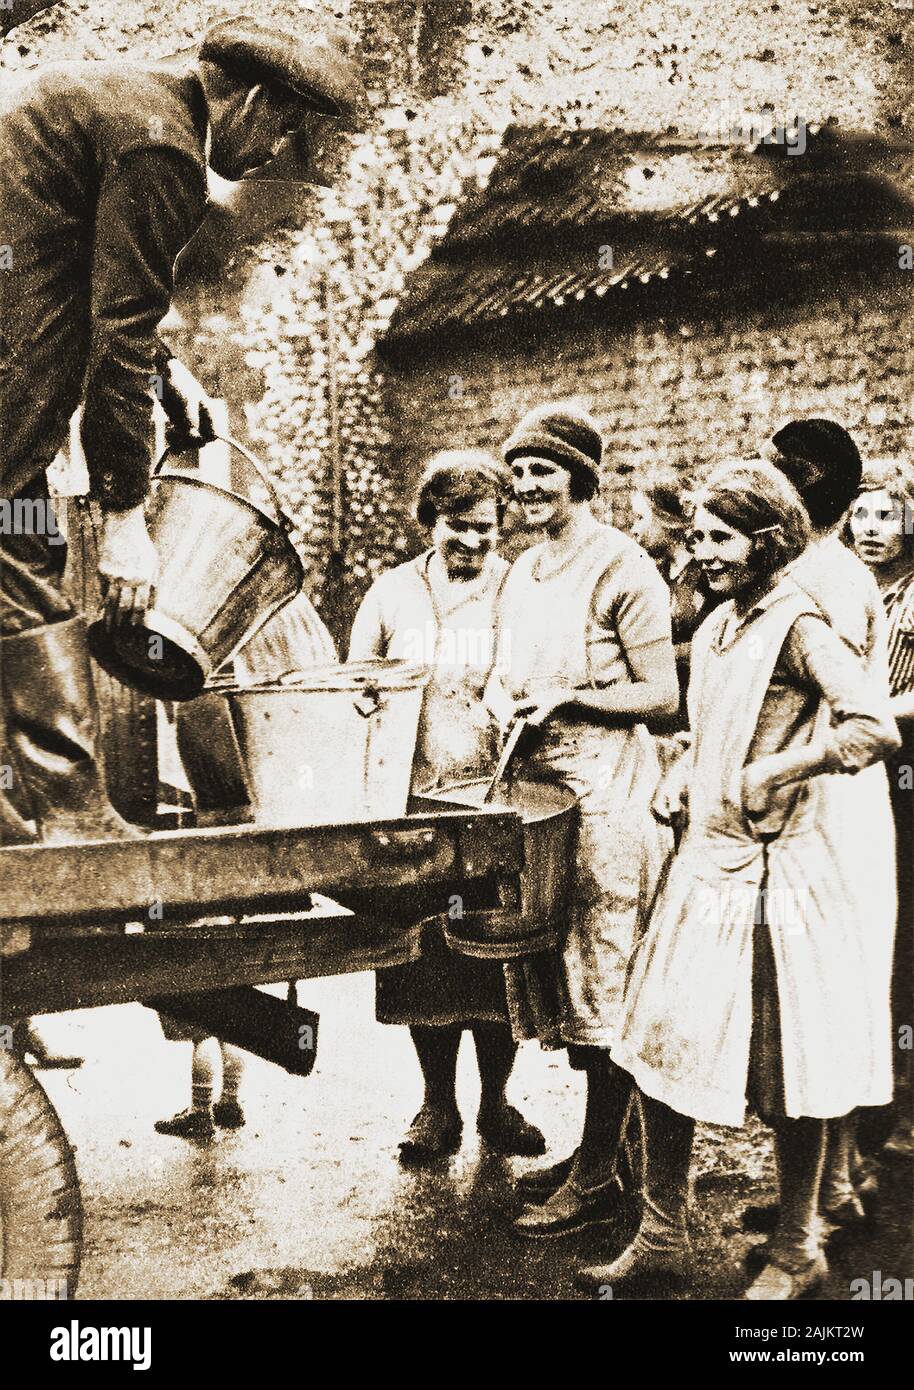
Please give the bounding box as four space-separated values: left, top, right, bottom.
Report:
586 459 900 1300
630 474 693 556
847 457 914 577
700 460 812 569
348 447 544 1163
629 470 720 736
848 458 914 1161
412 449 511 531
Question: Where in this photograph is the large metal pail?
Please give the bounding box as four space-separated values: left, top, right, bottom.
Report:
88 437 304 701
174 685 250 822
416 777 579 957
225 660 431 827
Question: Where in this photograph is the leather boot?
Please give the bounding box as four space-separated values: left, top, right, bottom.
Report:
0 704 38 845
0 780 37 844
1 616 141 843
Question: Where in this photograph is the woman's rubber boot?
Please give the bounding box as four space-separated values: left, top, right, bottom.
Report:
514 1172 623 1238
575 1095 695 1293
513 1151 578 1202
1 617 141 844
574 1190 694 1293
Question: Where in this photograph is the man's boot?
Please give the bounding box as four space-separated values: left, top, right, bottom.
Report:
0 702 38 845
0 778 37 844
1 616 140 843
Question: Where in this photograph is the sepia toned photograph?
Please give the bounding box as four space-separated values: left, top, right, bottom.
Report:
1 0 912 1352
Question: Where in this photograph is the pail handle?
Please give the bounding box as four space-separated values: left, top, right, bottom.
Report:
153 434 294 532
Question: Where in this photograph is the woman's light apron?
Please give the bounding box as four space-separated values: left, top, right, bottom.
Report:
613 579 895 1125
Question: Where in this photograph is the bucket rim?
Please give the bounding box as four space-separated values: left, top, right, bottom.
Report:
417 776 579 821
153 469 300 541
216 659 432 695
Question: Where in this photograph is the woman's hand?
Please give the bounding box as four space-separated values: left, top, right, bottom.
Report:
483 670 517 737
651 766 688 826
512 686 571 728
741 762 771 818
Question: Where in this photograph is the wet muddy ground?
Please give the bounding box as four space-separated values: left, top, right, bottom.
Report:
35 973 911 1301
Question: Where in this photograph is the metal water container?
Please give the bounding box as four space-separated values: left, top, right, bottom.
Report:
88 437 304 701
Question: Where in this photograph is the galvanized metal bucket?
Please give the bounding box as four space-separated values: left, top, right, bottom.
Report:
88 437 304 701
174 685 250 821
416 777 578 957
225 660 431 827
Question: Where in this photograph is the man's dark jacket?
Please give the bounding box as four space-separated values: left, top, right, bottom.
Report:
0 62 209 510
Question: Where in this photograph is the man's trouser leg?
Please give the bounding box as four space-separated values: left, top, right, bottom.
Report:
0 474 70 843
0 476 136 843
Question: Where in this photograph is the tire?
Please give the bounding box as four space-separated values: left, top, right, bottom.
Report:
0 1048 82 1295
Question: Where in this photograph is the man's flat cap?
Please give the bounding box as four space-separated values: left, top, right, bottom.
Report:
199 18 366 125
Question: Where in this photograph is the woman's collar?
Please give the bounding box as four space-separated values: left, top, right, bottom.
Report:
729 573 797 625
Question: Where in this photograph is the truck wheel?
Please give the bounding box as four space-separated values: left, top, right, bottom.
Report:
0 1049 82 1295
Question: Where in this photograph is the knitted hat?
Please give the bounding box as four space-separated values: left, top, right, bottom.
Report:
770 418 862 528
502 401 603 493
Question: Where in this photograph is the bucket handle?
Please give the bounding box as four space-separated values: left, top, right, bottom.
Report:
154 434 294 532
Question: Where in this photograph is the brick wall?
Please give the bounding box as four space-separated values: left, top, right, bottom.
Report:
377 263 914 570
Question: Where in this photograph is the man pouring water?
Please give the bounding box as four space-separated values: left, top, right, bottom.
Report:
0 18 364 844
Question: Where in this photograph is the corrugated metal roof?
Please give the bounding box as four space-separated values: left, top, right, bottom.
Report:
384 125 914 346
434 128 785 250
392 247 695 340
